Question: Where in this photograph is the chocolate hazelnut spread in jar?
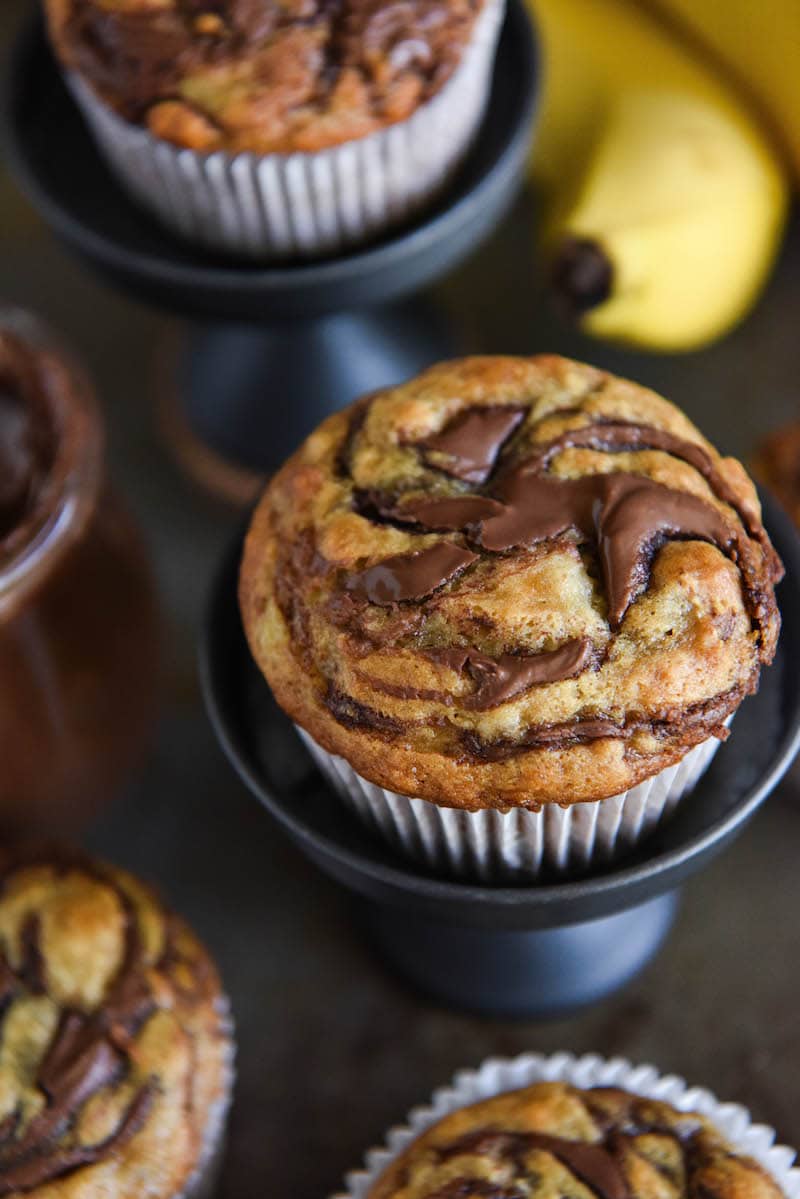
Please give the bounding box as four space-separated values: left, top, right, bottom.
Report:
0 311 160 831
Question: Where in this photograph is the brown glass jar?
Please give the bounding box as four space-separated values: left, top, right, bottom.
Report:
0 311 160 832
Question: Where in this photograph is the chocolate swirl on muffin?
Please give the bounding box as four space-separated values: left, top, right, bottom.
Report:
0 845 230 1197
240 355 782 808
367 1082 787 1199
46 0 488 152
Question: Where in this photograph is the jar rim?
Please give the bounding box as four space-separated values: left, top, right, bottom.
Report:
0 310 104 603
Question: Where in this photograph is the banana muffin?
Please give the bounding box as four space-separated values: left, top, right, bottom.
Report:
0 844 232 1198
366 1081 787 1199
44 0 504 256
46 0 492 154
240 355 782 875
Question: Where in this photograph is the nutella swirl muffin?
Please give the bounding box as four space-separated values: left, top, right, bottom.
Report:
240 355 782 879
0 844 233 1198
363 1081 790 1199
45 0 505 257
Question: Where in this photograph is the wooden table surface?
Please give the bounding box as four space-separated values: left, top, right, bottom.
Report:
1 5 799 1194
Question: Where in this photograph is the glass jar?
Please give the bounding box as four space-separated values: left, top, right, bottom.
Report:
0 310 160 832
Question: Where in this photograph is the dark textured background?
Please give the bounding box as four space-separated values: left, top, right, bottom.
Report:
1 5 799 1194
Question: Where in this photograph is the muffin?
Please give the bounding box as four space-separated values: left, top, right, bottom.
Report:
349 1056 797 1199
45 0 505 258
0 843 233 1198
240 355 782 879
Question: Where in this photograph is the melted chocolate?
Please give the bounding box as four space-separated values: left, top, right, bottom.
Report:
428 638 594 709
351 416 749 629
63 0 289 118
66 8 200 117
324 677 739 756
425 1080 767 1199
335 394 375 480
479 468 735 627
388 494 505 530
522 1132 629 1199
440 1129 629 1199
417 406 526 484
325 686 406 734
332 405 777 738
351 468 737 630
523 421 762 537
345 543 478 605
461 686 740 761
63 0 481 130
17 914 45 993
0 1085 155 1195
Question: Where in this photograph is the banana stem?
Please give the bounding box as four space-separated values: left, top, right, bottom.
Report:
551 237 614 316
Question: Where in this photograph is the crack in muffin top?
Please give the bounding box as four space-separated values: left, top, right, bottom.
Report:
366 1082 788 1199
0 846 230 1198
240 355 782 809
45 0 487 152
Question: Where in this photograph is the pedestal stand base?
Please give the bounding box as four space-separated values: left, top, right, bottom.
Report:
359 891 678 1018
158 303 456 498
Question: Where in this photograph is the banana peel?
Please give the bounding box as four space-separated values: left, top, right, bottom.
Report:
528 0 790 352
642 0 800 184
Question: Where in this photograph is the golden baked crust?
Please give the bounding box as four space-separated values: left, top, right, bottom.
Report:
240 355 782 809
0 845 231 1198
45 0 485 153
367 1082 786 1199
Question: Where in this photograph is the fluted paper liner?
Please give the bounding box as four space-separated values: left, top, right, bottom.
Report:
64 0 504 259
336 1052 800 1199
297 721 729 882
181 997 235 1199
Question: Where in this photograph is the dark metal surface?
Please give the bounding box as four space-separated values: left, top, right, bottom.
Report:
3 2 538 321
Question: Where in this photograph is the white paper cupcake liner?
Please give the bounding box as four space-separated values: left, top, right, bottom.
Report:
180 997 236 1199
336 1052 800 1199
298 720 729 882
65 0 505 260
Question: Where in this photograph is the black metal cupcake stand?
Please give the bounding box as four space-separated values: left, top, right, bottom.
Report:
4 3 537 482
202 494 800 1018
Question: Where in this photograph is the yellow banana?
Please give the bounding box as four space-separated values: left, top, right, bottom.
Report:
642 0 800 182
528 0 789 352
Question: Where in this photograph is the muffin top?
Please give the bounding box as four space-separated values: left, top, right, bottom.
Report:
45 0 487 153
0 845 230 1198
367 1081 786 1199
240 356 782 809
